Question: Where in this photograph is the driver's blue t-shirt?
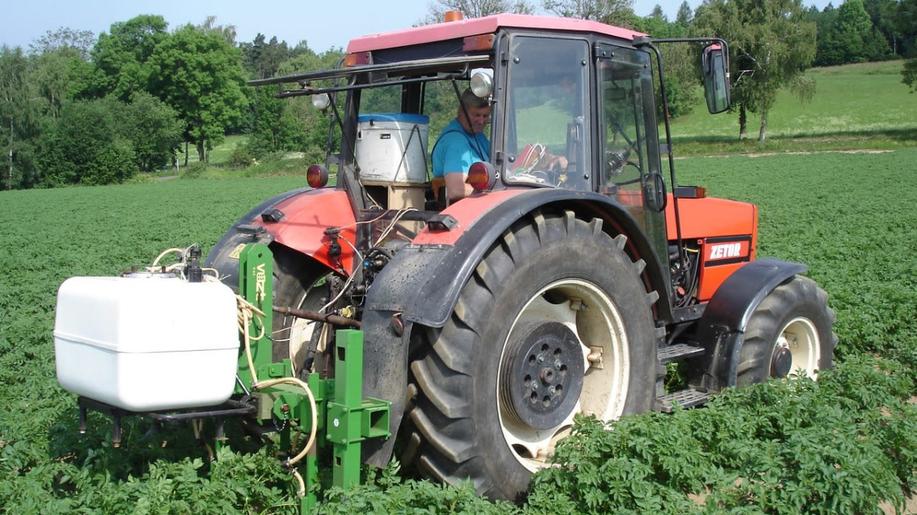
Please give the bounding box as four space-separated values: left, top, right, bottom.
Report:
431 119 491 178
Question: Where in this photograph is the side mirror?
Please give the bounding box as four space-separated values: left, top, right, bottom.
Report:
702 44 730 114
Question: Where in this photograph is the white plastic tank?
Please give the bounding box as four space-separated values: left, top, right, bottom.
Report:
355 113 429 184
54 275 239 411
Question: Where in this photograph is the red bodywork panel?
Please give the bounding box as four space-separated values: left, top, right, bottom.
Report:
664 195 759 301
346 14 644 53
254 189 358 273
413 189 529 246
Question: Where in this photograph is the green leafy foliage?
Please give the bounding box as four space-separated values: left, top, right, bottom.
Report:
1 149 915 511
87 15 169 101
37 99 138 186
112 92 183 172
148 24 247 163
527 360 913 513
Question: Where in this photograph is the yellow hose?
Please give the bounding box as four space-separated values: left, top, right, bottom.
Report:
254 376 318 468
240 305 318 493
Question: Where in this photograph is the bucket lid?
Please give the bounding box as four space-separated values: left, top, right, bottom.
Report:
358 112 429 125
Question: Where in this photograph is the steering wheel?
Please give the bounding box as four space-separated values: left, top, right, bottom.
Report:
511 143 568 186
605 148 640 177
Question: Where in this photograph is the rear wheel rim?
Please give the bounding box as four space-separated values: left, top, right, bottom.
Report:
774 316 820 379
496 279 629 471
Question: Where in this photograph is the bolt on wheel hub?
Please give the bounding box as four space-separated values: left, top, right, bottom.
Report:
502 321 585 430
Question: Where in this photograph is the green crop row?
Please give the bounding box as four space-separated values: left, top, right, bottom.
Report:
0 150 914 512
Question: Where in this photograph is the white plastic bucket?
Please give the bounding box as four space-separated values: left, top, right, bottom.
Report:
355 113 429 184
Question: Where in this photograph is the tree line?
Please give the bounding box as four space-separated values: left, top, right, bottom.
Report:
2 0 915 190
0 16 340 190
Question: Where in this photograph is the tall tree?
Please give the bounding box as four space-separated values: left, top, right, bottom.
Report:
833 0 890 62
676 1 694 26
0 47 37 189
198 16 237 45
901 0 917 90
30 27 95 60
241 33 292 79
543 0 635 24
88 15 169 101
649 4 668 21
424 0 534 23
695 0 817 142
864 0 902 54
148 24 247 163
30 48 93 119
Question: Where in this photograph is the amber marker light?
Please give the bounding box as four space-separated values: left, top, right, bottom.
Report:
344 51 371 67
467 161 496 192
307 165 329 188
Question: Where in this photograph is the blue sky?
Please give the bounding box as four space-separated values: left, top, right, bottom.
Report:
2 0 833 53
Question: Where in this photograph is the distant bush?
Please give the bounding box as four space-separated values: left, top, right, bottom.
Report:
37 99 138 186
228 145 256 168
114 92 183 172
181 162 208 179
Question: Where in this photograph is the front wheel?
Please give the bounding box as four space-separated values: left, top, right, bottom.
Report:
737 275 837 385
406 211 660 500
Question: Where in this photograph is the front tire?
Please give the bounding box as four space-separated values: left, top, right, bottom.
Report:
407 211 660 500
737 275 836 385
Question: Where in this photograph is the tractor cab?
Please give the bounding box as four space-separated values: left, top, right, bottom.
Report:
256 13 728 282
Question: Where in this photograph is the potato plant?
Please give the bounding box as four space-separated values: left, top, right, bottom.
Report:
0 150 914 512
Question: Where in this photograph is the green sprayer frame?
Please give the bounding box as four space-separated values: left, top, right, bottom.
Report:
237 244 391 512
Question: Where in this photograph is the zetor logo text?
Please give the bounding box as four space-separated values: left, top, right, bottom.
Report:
708 242 744 260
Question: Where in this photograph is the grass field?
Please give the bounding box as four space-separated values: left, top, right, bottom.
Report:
0 146 914 511
673 60 917 138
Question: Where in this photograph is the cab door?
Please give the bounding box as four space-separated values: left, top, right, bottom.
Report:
595 43 669 268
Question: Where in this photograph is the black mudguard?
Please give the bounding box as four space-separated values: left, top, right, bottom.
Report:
361 188 672 466
695 258 807 391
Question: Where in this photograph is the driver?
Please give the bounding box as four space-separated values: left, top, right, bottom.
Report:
431 89 491 202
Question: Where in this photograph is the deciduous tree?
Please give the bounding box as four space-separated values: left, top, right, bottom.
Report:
424 0 535 22
695 0 816 142
30 27 95 60
543 0 635 24
148 25 247 164
87 15 169 101
114 92 183 172
37 99 137 186
0 46 39 189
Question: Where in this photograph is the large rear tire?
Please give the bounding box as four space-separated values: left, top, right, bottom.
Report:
407 211 660 500
737 275 836 385
271 247 331 368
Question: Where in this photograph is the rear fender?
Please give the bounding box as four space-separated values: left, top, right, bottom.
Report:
256 189 358 273
695 258 807 391
205 188 357 287
361 187 672 466
205 187 308 290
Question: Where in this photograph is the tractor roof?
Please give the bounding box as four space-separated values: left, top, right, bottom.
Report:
346 14 645 53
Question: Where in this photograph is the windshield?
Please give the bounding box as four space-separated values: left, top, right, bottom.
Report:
503 36 592 191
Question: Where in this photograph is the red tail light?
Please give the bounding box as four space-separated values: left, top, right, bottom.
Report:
466 161 496 192
307 165 329 188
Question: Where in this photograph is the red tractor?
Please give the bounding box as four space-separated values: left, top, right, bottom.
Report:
205 13 836 501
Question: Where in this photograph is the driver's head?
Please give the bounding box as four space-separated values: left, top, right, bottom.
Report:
457 88 491 134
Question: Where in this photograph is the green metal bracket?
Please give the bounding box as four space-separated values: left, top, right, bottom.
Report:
324 329 391 489
236 243 274 392
235 244 391 513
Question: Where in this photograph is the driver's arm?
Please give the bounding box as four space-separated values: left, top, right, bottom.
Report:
445 172 473 202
